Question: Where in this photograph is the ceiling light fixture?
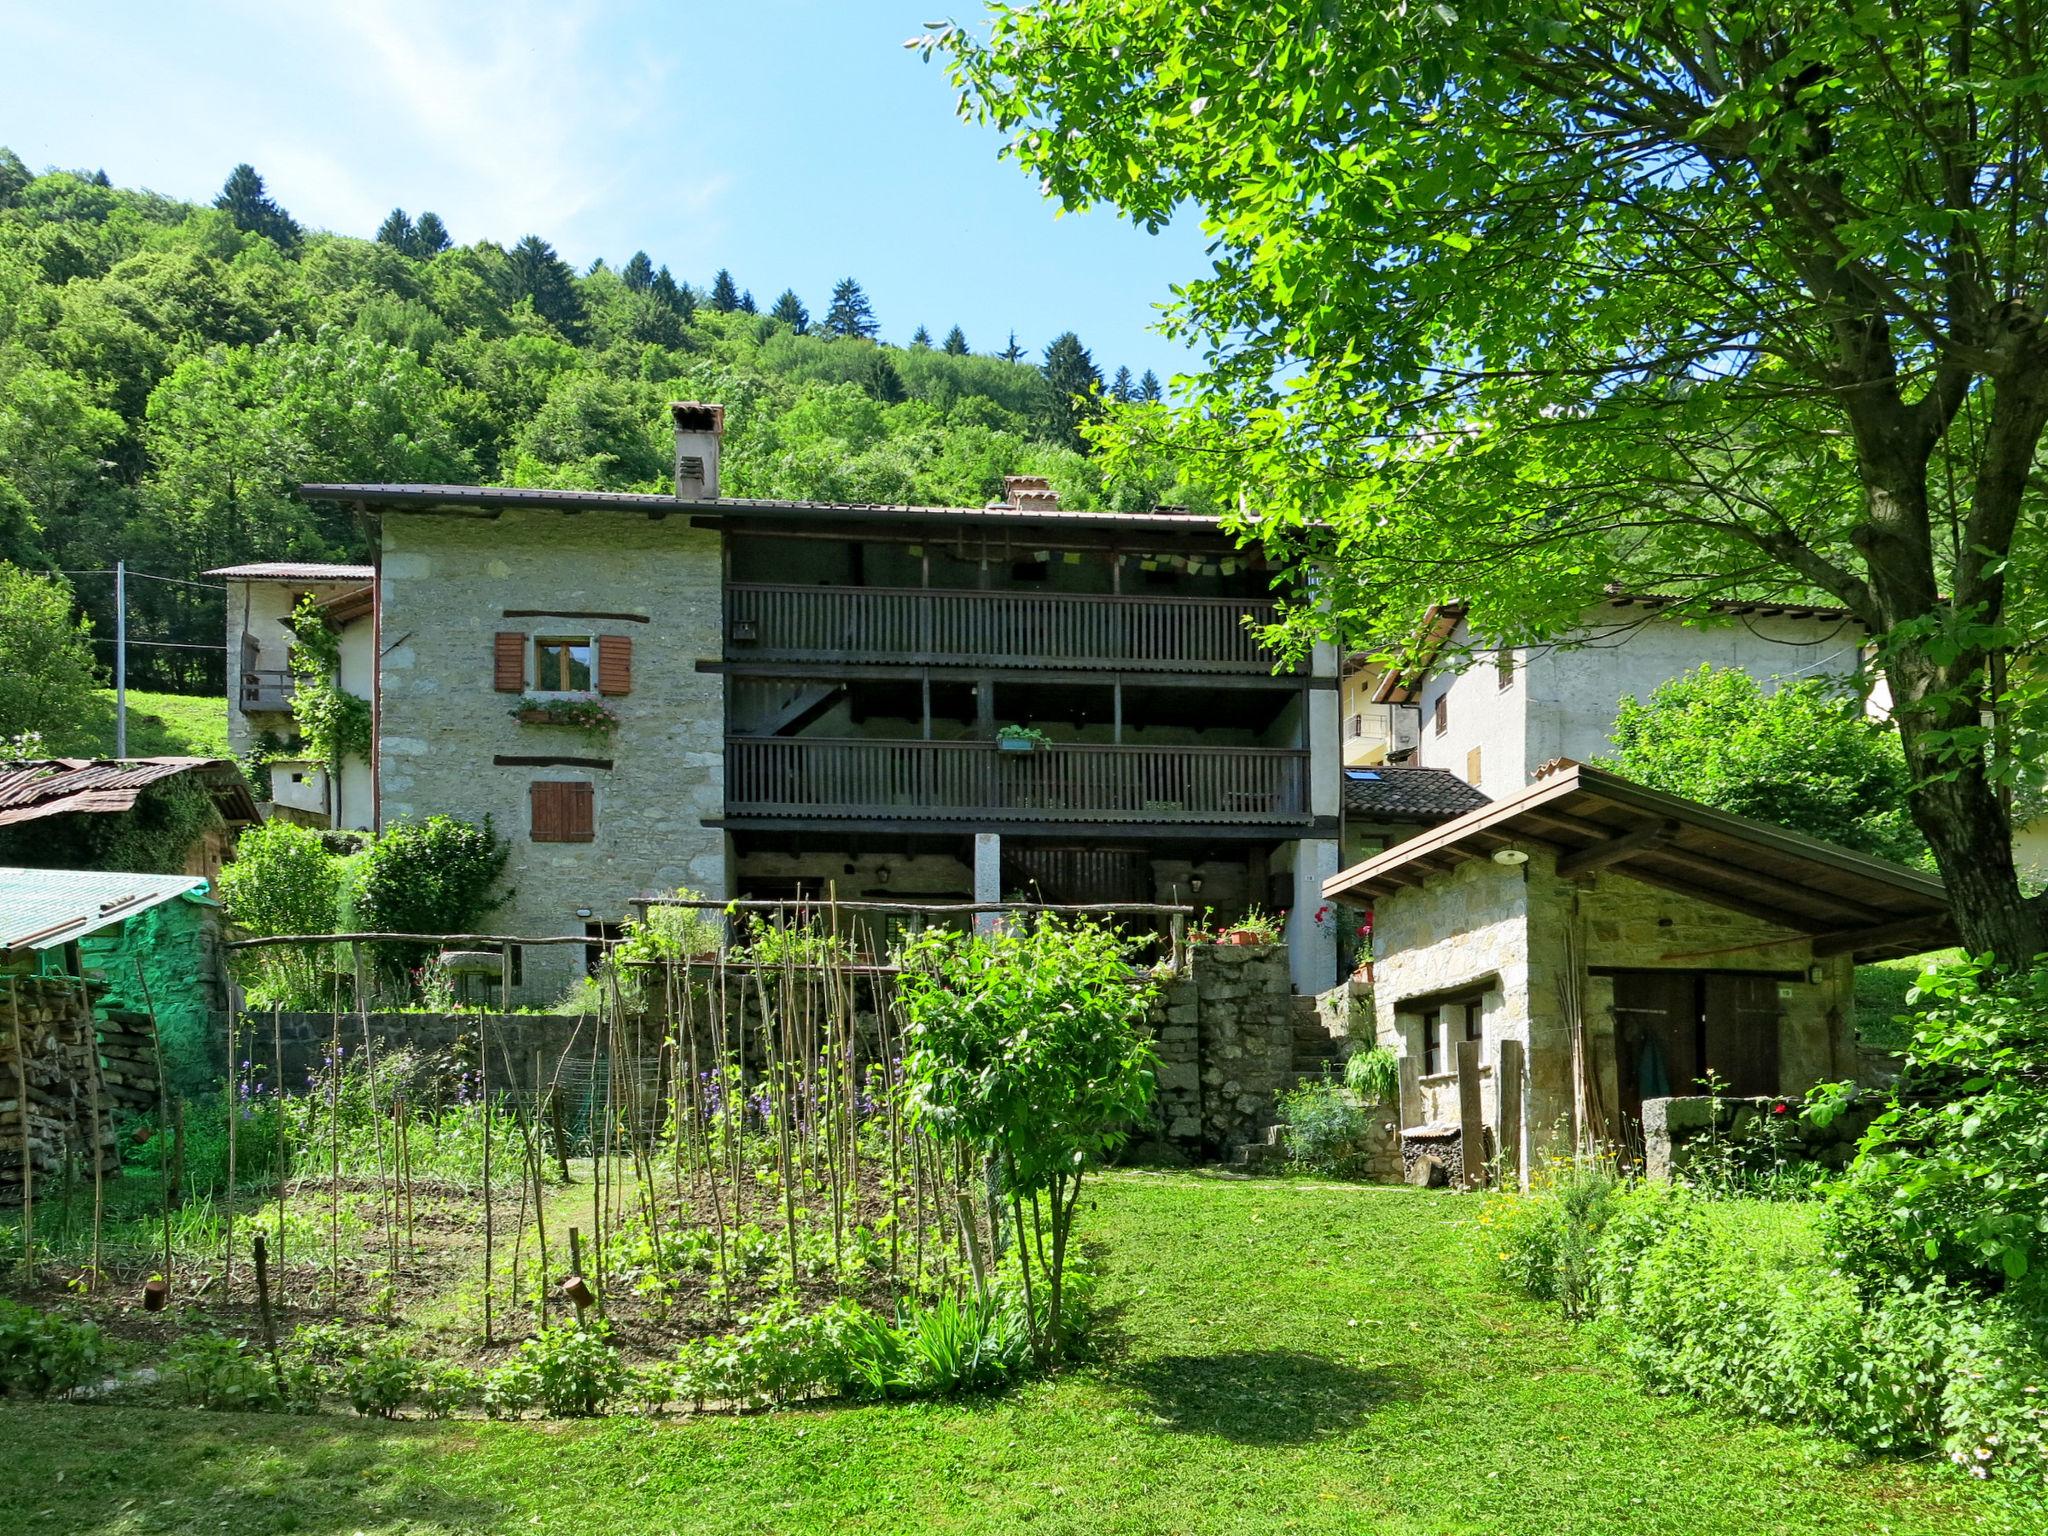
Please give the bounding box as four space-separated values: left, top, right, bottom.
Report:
1491 848 1530 866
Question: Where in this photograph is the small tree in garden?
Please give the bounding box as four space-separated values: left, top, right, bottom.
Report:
349 815 510 987
216 820 345 1009
897 915 1158 1359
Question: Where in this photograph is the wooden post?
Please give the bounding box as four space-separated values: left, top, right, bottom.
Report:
252 1230 284 1397
1497 1038 1526 1192
1396 1049 1421 1134
1455 1039 1486 1191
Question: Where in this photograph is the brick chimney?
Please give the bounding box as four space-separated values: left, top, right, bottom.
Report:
670 401 724 502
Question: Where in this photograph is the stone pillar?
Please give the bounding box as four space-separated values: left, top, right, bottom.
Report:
1285 837 1340 995
973 832 1001 933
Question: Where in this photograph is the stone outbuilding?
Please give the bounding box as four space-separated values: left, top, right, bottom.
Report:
1322 762 1952 1183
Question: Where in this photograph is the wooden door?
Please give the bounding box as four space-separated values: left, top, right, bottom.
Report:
1611 971 1698 1132
1703 974 1782 1098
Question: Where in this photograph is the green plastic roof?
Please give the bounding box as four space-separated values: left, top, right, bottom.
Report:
0 866 211 952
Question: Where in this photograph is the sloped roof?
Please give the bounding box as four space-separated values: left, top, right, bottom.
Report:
0 865 211 951
1343 767 1490 823
0 759 260 829
205 562 376 581
1325 761 1952 961
315 584 375 627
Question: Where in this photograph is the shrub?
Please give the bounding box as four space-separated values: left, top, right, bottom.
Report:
165 1331 280 1412
340 1336 419 1418
1833 956 2048 1286
413 1359 480 1419
350 814 510 983
481 1355 540 1419
1482 1151 1622 1320
1276 1073 1371 1176
515 1320 628 1417
1343 1045 1400 1105
0 1300 103 1399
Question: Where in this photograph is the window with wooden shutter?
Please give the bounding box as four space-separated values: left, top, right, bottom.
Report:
494 632 526 692
1433 692 1448 735
530 781 595 843
1466 746 1482 786
597 634 632 696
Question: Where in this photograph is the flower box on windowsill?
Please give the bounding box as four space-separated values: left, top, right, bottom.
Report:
513 697 619 733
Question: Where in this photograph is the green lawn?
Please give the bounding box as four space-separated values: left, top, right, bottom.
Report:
0 1173 2021 1535
46 688 231 759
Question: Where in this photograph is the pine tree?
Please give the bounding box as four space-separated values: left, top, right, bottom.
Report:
1137 369 1163 404
90 169 111 188
999 330 1025 363
738 290 757 314
410 211 452 257
942 325 969 356
770 289 810 335
1109 365 1136 403
507 234 585 339
823 277 880 339
621 251 654 292
215 163 301 249
376 208 415 252
650 265 692 318
1040 331 1104 451
910 324 933 348
709 268 740 311
859 349 907 404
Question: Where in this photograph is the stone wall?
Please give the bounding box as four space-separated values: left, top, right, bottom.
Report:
378 507 728 1005
1642 1092 1881 1181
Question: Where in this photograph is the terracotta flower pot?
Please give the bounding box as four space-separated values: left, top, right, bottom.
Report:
560 1273 595 1308
1221 929 1264 946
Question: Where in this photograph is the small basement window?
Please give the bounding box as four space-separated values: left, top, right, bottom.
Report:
1421 994 1485 1075
534 636 593 692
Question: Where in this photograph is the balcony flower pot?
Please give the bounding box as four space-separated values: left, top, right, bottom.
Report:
996 726 1054 753
998 736 1038 753
1220 928 1266 946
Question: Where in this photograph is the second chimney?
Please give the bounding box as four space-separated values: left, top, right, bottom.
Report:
670 401 725 502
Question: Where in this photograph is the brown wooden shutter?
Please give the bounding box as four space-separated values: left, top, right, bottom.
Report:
596 634 632 696
1466 746 1482 786
494 632 526 692
530 781 595 844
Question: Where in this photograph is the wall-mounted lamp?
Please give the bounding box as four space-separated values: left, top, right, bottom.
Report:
1491 848 1530 866
875 865 892 886
574 907 594 920
1190 873 1205 894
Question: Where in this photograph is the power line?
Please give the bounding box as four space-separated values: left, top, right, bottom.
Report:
60 567 227 593
88 637 225 651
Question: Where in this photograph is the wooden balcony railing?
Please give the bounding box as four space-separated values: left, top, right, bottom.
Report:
725 737 1311 824
239 669 296 713
725 583 1292 673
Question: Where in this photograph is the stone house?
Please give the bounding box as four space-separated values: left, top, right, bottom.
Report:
1322 761 1951 1180
211 562 377 830
1349 596 1870 799
294 403 1343 1004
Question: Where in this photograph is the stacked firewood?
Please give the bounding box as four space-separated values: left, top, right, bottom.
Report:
0 976 125 1204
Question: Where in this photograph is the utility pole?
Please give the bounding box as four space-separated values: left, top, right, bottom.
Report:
114 559 127 758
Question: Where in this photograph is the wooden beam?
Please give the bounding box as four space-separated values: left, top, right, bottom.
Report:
1811 914 1952 959
1557 819 1680 880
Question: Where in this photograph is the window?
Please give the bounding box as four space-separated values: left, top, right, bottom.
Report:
533 636 593 692
530 780 595 843
1350 713 1362 738
1433 693 1448 735
1497 650 1515 690
1421 995 1484 1076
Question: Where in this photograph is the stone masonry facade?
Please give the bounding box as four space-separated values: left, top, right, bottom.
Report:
378 509 728 1005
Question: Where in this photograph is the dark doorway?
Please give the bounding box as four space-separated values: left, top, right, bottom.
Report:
1610 970 1783 1131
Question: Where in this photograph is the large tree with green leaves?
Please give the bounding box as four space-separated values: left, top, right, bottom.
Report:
0 562 98 748
930 3 2048 960
504 235 585 340
823 277 880 339
213 164 300 250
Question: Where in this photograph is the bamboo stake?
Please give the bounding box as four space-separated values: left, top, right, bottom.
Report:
9 988 31 1270
134 961 174 1294
224 992 238 1292
272 1007 287 1310
87 996 105 1294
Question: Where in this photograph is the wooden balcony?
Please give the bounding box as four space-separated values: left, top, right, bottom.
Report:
726 737 1311 825
725 583 1292 673
238 669 296 713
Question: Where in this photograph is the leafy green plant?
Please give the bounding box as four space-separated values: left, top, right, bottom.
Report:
1835 956 2048 1286
513 1321 628 1417
481 1355 541 1419
288 594 372 764
995 723 1053 748
0 1300 103 1399
1276 1072 1371 1177
1481 1150 1622 1320
350 814 510 983
898 914 1157 1358
217 819 347 1008
512 694 619 735
339 1336 418 1418
1218 906 1281 942
164 1331 280 1412
1343 1045 1400 1106
413 1359 480 1419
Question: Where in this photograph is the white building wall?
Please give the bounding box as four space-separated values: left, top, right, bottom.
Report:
1411 618 1529 796
223 577 363 759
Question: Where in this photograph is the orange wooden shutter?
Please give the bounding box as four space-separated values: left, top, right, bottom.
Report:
494 632 526 692
597 634 632 696
531 781 594 844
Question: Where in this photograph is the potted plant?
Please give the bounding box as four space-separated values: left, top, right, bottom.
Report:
1218 907 1281 946
996 724 1054 753
512 696 620 735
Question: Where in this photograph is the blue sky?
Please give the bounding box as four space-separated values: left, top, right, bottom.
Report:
0 1 1208 379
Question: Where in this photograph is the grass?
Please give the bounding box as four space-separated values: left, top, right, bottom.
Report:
1855 949 1963 1049
42 688 231 759
1 1172 2027 1535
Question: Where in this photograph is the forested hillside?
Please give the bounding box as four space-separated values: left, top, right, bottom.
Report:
0 153 1190 692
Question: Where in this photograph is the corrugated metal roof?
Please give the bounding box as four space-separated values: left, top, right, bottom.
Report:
205 562 376 580
0 759 260 828
0 866 211 951
295 482 1229 532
